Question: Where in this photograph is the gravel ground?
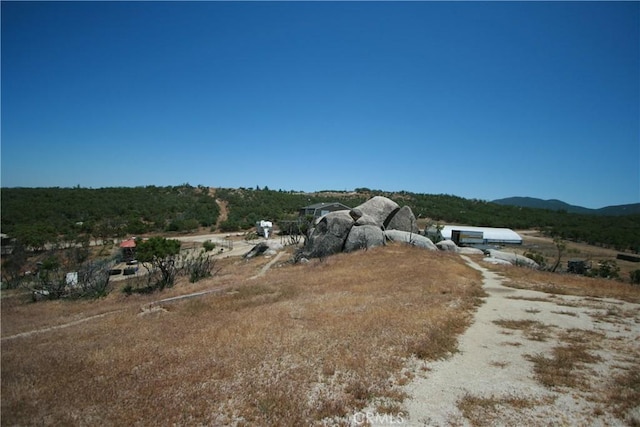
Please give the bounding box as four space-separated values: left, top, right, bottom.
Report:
401 256 640 427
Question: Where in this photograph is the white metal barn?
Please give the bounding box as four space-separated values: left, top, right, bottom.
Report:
440 225 523 245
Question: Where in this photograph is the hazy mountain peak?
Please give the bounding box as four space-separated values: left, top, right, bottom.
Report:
492 197 640 216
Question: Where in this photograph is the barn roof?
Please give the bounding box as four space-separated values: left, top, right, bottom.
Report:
440 225 522 243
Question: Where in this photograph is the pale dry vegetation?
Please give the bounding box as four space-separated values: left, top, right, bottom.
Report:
487 264 640 425
457 393 554 427
2 244 484 426
492 319 554 342
487 263 640 303
526 345 603 390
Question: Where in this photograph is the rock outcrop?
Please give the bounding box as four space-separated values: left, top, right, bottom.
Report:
344 225 385 252
244 240 284 259
459 247 485 255
299 196 427 259
386 205 420 233
297 196 536 268
436 239 459 252
356 196 400 227
304 210 354 258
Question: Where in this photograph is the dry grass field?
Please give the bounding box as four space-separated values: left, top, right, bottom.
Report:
1 245 484 426
516 229 640 281
489 261 640 304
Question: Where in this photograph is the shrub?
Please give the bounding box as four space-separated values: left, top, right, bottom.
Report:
590 260 620 279
202 240 216 252
182 251 220 283
165 218 200 232
136 237 182 290
524 251 546 268
27 252 114 300
219 220 241 232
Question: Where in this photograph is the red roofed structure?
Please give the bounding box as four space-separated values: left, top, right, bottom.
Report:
120 239 136 248
120 239 136 261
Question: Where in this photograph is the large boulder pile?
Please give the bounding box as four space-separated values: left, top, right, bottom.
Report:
290 195 540 269
299 196 431 259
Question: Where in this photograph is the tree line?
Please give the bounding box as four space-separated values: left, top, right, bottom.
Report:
2 185 639 252
402 191 640 251
214 187 367 232
1 185 220 249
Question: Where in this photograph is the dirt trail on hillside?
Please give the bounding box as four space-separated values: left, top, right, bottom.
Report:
2 249 287 341
249 251 286 280
403 256 640 426
1 310 125 341
214 199 229 230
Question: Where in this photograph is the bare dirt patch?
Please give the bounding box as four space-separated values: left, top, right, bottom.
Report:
403 256 640 426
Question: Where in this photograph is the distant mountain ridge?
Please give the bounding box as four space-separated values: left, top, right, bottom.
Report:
492 197 640 216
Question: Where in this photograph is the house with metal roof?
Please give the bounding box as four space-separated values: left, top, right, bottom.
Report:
439 225 523 245
299 202 351 219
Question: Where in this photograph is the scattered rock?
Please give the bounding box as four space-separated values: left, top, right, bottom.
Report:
458 247 485 255
244 240 284 259
385 230 438 251
486 249 539 268
435 239 485 255
436 239 459 252
32 289 50 302
482 257 513 266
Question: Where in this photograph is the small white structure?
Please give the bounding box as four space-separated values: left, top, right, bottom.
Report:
439 226 522 245
256 220 273 239
65 272 79 288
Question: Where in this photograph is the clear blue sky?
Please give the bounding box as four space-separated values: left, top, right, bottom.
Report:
2 1 638 209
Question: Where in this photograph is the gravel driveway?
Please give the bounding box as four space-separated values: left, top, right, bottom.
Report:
403 256 640 426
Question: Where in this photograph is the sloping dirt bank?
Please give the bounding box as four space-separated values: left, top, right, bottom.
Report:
403 256 640 426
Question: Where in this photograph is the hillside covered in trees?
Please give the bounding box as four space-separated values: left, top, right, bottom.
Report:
1 185 639 252
1 185 219 250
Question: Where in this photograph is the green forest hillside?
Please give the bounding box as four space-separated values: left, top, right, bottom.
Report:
2 185 639 252
1 185 219 250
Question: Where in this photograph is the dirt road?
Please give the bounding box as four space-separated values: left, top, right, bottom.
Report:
403 256 640 426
